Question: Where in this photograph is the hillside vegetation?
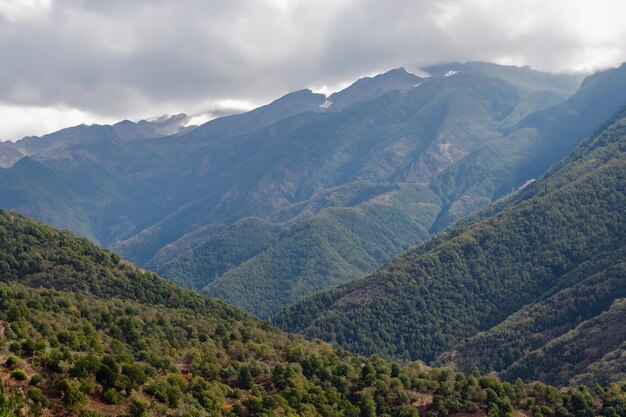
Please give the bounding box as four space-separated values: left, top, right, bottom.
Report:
4 210 625 416
276 109 626 387
157 183 440 317
441 245 626 386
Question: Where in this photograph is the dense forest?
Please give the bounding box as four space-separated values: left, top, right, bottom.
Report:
2 210 626 416
440 246 626 386
156 183 440 318
275 108 626 387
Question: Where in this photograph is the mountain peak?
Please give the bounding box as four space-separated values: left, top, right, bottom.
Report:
380 67 410 77
275 88 324 101
368 67 419 82
264 88 326 109
327 67 421 110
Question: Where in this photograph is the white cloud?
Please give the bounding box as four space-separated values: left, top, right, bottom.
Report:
0 0 52 22
429 0 626 73
311 80 354 97
211 99 257 111
0 103 116 141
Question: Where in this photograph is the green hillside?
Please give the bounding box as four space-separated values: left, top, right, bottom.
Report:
3 210 621 417
441 247 626 386
276 109 626 385
151 217 282 291
157 183 440 318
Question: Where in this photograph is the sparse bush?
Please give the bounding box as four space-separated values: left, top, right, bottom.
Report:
103 388 122 404
59 378 88 411
29 374 43 386
10 369 28 381
5 355 20 367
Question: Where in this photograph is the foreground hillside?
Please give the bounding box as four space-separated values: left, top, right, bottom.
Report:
3 211 625 416
276 108 626 387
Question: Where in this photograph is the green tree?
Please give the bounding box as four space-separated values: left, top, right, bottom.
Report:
360 396 377 417
60 378 88 411
239 367 254 389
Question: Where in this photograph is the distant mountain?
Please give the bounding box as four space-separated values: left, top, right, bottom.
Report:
326 67 422 110
3 62 621 318
133 64 585 316
425 62 582 94
430 62 626 229
275 107 626 386
0 141 23 169
178 89 327 146
0 114 194 168
115 65 578 257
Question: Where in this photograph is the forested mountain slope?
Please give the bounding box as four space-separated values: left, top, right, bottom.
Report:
141 64 592 315
445 253 626 386
276 108 626 387
3 210 621 416
156 183 440 318
6 62 625 318
429 63 626 229
113 66 560 264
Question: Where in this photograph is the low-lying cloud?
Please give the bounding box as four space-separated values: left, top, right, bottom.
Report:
1 0 626 140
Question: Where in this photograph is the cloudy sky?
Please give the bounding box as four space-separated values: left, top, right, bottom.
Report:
1 0 626 141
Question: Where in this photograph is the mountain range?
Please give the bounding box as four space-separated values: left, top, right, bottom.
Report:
3 62 614 319
1 59 626 407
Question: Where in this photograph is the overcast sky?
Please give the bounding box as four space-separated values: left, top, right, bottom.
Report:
1 0 626 141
